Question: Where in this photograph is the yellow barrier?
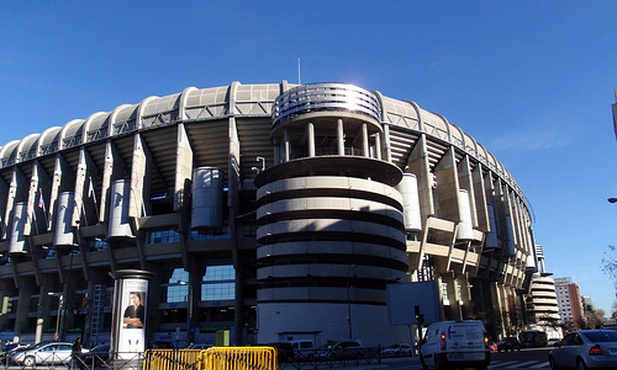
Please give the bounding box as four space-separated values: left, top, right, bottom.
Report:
201 347 278 370
144 349 203 370
144 347 277 370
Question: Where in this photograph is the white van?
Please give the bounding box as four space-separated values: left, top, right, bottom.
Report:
419 320 490 370
288 339 315 358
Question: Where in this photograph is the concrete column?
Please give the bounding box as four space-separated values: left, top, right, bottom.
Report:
284 129 290 162
374 132 382 160
337 119 345 155
384 123 392 163
362 123 369 157
175 123 193 211
307 122 315 157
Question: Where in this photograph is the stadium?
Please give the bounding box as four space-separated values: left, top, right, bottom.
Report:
0 81 538 347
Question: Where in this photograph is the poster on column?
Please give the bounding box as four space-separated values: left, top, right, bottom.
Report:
117 278 147 357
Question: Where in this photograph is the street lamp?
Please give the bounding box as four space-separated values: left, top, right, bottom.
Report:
48 292 64 341
177 280 193 343
346 265 356 340
608 198 617 204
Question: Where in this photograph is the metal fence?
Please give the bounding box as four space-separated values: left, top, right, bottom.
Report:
0 346 381 370
199 347 277 370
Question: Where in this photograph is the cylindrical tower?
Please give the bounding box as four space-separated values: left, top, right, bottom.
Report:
108 179 133 238
53 191 76 248
255 83 409 342
191 167 223 230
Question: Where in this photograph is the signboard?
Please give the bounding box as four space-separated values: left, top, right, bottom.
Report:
117 279 148 355
109 270 154 360
386 281 441 326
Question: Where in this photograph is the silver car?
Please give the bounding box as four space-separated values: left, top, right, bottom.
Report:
548 330 617 369
12 342 74 366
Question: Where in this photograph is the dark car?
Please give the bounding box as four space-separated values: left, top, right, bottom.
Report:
315 340 364 360
497 337 521 352
79 344 110 368
265 342 294 362
147 341 174 349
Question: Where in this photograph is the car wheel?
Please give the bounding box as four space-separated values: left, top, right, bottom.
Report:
576 358 588 370
548 356 558 370
23 356 36 367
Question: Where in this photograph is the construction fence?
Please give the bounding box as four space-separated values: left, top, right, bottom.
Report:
143 346 277 370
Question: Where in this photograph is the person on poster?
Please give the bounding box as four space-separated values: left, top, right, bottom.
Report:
123 291 145 328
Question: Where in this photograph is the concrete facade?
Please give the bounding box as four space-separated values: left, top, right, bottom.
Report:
0 81 536 347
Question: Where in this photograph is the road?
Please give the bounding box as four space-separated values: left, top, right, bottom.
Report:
352 347 553 369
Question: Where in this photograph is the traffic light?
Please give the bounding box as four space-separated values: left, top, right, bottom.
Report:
414 305 425 326
1 296 12 314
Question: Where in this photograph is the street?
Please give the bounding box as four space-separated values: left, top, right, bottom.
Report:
351 347 553 369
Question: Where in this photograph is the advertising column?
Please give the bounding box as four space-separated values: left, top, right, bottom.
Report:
109 270 155 359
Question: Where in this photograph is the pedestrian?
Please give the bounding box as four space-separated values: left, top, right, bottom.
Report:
71 337 82 370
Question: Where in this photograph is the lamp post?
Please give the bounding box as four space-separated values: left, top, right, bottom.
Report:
608 198 617 204
177 280 193 344
48 292 64 341
346 265 356 340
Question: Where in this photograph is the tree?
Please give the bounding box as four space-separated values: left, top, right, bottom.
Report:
602 245 617 283
602 246 617 312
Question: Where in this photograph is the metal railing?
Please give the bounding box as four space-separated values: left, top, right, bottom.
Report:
278 347 382 370
272 83 381 125
0 346 380 370
200 347 277 370
0 350 144 370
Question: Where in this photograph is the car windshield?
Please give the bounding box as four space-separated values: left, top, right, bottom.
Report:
582 331 617 342
90 344 109 352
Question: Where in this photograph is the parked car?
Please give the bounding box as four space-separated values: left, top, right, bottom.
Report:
12 342 87 366
79 343 110 368
288 339 316 360
186 343 213 350
1 343 29 363
488 342 498 352
147 340 174 349
7 341 55 364
381 343 412 357
265 342 294 362
548 329 617 369
315 340 363 361
497 337 521 352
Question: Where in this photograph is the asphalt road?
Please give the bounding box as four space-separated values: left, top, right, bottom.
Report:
349 347 553 369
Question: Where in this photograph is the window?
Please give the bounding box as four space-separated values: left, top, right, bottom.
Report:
167 269 189 303
202 265 235 301
441 283 450 305
146 229 180 244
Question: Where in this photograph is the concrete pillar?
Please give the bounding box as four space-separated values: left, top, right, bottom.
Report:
374 132 382 160
284 129 290 162
362 123 369 157
307 122 315 157
337 119 345 155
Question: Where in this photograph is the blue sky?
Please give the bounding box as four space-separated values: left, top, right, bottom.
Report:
2 1 616 315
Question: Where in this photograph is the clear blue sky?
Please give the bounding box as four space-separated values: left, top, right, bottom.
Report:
2 1 616 315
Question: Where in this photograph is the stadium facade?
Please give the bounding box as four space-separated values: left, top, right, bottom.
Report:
0 81 539 347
